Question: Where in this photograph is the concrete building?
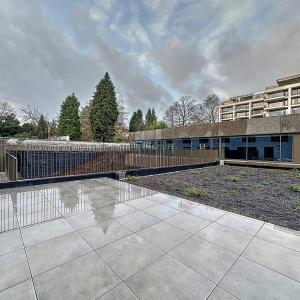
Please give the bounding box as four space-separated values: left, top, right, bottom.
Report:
219 74 300 122
129 114 300 167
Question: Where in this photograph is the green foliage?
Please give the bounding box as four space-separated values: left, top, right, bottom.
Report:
20 122 36 137
185 187 205 197
36 114 48 139
145 108 157 128
129 109 144 132
90 72 118 141
113 135 128 143
0 113 20 137
229 175 240 182
145 121 168 130
126 175 139 183
250 183 266 189
238 169 249 176
294 200 300 212
230 189 240 196
290 184 300 192
58 93 81 140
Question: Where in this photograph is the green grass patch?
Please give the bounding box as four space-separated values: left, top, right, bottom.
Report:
230 189 240 197
126 175 139 183
250 183 266 189
185 187 205 197
294 200 300 212
229 175 240 182
290 184 300 192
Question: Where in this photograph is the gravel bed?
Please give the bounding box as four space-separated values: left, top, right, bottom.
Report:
129 166 300 230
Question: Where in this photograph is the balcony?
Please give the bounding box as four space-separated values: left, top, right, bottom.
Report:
221 107 234 113
292 97 300 107
235 112 249 119
265 91 288 101
291 88 300 96
269 109 287 117
265 101 287 110
252 101 264 108
235 104 249 111
251 109 264 116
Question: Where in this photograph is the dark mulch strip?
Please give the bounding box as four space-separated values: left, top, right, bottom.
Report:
130 166 300 230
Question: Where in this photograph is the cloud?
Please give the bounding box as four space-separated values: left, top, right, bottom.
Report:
0 0 300 121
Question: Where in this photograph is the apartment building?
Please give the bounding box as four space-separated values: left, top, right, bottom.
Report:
219 74 300 122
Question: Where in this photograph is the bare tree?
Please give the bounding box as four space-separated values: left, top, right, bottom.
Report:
21 104 42 124
116 99 128 131
164 96 202 127
0 101 15 117
200 94 221 123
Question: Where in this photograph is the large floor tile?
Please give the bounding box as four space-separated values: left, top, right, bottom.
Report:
98 203 137 218
257 223 300 252
143 204 180 220
197 223 252 254
0 249 31 292
125 198 157 210
138 221 191 251
66 210 112 230
126 254 215 300
207 287 238 300
220 257 300 300
164 198 199 211
216 213 263 235
98 234 163 280
27 232 92 276
79 219 132 249
146 193 177 204
0 229 23 256
99 283 138 300
21 218 75 247
116 211 160 232
34 252 121 300
0 280 37 300
187 204 226 221
166 212 211 234
242 237 300 282
169 236 238 283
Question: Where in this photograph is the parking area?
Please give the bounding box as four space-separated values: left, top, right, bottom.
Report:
0 178 300 299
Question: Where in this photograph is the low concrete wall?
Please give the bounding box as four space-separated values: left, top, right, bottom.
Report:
129 114 300 141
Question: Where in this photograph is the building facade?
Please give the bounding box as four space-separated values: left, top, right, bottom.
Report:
219 74 300 122
129 114 300 165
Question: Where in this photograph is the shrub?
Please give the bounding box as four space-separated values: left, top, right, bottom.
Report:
290 184 300 192
294 200 300 212
126 175 139 183
185 187 205 197
229 175 240 182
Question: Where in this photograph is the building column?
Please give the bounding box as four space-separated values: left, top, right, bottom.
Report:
233 105 236 120
249 102 252 119
287 87 292 115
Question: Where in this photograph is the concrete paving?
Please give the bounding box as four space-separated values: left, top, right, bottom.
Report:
0 177 300 299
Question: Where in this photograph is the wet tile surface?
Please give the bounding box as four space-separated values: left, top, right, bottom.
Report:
0 178 300 299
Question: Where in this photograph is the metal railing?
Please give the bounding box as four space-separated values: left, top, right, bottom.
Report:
2 142 219 181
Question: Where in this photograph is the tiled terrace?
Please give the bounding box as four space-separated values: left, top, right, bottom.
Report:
0 178 300 299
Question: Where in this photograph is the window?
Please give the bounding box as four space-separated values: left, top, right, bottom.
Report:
222 137 246 159
281 135 293 162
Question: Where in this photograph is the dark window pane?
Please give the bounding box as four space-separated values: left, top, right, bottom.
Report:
281 135 293 161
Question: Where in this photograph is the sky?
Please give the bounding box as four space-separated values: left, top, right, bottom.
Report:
1 0 300 120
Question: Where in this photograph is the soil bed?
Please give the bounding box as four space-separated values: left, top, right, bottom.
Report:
129 166 300 230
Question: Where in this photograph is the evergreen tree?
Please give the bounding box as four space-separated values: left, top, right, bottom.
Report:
151 108 157 125
145 108 152 128
58 93 81 140
80 104 93 141
90 72 119 142
129 111 137 132
0 113 20 137
20 122 36 137
36 114 48 139
135 109 144 131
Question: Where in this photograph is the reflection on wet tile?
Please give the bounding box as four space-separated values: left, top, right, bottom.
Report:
0 194 18 232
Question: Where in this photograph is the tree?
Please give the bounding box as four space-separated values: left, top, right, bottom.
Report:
58 93 81 140
145 120 168 130
36 114 48 139
21 104 41 125
129 109 144 132
20 122 36 137
115 100 128 133
145 108 157 128
200 94 221 123
49 119 58 137
164 96 201 127
0 101 20 137
80 104 93 141
90 72 118 141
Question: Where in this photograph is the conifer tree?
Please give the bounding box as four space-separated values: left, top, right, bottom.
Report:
58 93 81 140
36 114 48 139
90 72 118 141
